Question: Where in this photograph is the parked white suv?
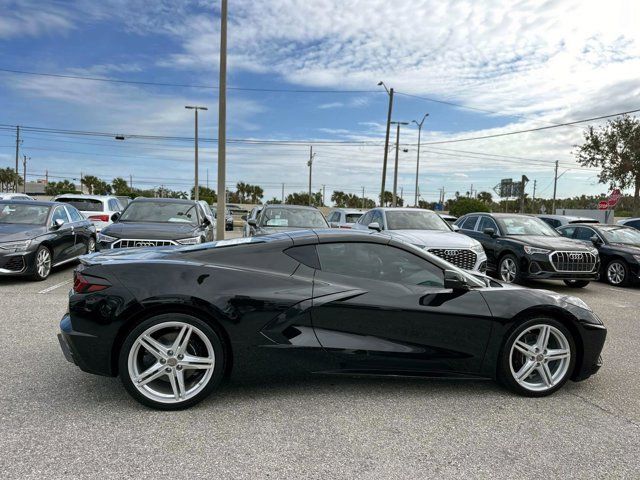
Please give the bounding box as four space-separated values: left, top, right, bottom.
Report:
54 194 124 232
0 192 35 200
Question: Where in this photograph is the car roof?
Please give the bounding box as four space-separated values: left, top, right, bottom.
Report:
55 194 116 200
130 197 195 205
330 208 364 213
375 207 435 213
538 214 597 221
0 199 60 207
262 204 319 211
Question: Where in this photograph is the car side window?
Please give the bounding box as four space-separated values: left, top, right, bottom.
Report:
108 199 119 211
317 242 444 287
328 212 339 222
360 211 373 226
477 216 498 233
371 210 384 227
51 206 70 225
460 215 479 230
574 227 595 241
628 220 640 229
558 226 575 238
66 206 84 222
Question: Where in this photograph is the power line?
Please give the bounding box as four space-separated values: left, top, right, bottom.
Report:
0 67 378 94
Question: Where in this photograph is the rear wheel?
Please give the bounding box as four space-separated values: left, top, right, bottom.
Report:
605 259 628 286
87 237 96 254
563 279 589 288
498 254 520 284
119 313 225 410
498 317 575 397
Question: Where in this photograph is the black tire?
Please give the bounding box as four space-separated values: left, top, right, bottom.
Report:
29 245 52 281
118 313 225 410
497 253 520 284
563 280 590 288
498 317 575 397
604 259 628 286
87 236 96 254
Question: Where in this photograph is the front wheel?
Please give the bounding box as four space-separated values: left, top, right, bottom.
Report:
119 313 225 410
498 317 575 397
30 245 52 281
605 259 628 286
498 254 520 284
563 279 589 288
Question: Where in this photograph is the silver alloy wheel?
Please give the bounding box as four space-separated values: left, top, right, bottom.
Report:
36 248 51 278
500 257 517 283
127 321 215 404
607 261 625 285
509 324 571 392
87 238 96 254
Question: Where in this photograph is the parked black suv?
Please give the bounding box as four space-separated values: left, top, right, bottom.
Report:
557 223 640 287
97 198 214 250
455 213 599 287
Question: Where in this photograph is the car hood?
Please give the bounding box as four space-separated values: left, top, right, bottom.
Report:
0 223 47 242
387 229 480 248
608 243 640 255
103 222 199 240
504 235 593 251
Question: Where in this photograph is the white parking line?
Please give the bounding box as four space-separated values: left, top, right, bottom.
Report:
38 279 72 294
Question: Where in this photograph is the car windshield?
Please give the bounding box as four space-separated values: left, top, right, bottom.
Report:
385 210 450 231
500 216 559 236
261 208 328 228
600 226 640 245
57 198 104 212
119 201 199 225
345 213 363 223
0 203 50 225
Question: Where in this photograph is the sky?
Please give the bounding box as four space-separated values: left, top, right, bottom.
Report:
1 0 639 205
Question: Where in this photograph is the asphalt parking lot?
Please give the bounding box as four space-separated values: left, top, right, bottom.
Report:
1 231 639 479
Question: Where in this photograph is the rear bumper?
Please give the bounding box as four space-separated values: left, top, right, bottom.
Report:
572 322 607 381
58 313 113 376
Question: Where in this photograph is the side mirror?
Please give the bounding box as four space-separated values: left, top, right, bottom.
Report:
248 219 257 227
368 222 381 232
330 222 339 228
451 224 460 232
202 217 211 226
241 215 248 221
52 218 65 229
483 227 496 237
590 235 603 246
443 269 469 291
111 212 120 222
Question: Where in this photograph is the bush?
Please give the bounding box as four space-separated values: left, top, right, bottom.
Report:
448 197 490 217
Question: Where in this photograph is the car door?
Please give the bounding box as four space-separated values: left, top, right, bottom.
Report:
474 216 501 270
49 206 76 263
64 205 90 256
310 240 494 374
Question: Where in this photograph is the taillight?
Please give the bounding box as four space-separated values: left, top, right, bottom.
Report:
88 215 110 222
73 272 111 293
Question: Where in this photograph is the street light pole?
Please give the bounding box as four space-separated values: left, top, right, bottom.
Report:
378 82 394 207
216 0 228 240
552 160 559 214
412 114 429 207
390 121 409 207
185 105 208 201
307 146 315 206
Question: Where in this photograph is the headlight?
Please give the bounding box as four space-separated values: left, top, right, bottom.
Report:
562 295 592 312
471 243 485 254
176 236 202 245
0 239 31 252
97 233 117 243
523 246 551 255
588 247 599 255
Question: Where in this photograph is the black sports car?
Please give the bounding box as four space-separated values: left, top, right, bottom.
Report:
557 223 640 286
0 200 96 280
97 198 214 250
455 213 599 287
58 230 606 410
247 204 328 236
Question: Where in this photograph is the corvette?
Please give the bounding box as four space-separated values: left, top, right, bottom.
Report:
58 230 606 410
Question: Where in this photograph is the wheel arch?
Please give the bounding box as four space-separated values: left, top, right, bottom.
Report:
110 302 234 378
498 306 584 381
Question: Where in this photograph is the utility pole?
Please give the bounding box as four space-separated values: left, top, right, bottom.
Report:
45 170 49 185
520 174 529 213
412 114 428 207
14 126 20 192
307 146 315 206
216 0 228 240
22 155 28 193
552 160 559 214
129 174 133 190
532 179 537 213
378 82 394 206
281 183 285 204
185 105 208 201
400 186 403 205
322 184 326 207
80 171 83 193
361 186 365 209
390 121 409 207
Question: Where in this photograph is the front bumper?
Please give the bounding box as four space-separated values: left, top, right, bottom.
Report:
58 313 112 376
520 253 599 281
572 319 607 381
0 250 36 276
